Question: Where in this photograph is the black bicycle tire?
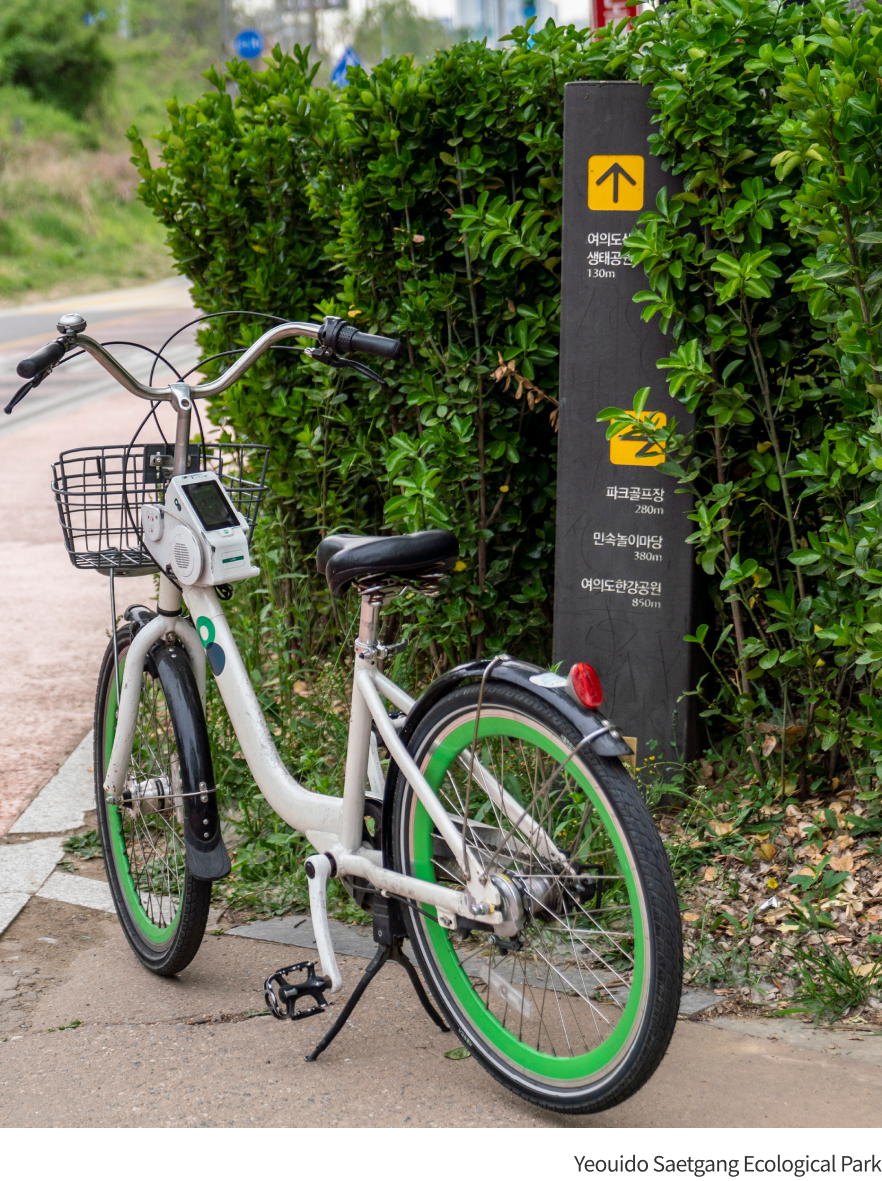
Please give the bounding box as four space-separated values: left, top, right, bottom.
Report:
93 625 212 976
390 681 682 1115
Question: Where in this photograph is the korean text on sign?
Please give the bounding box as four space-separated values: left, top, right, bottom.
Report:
594 533 663 550
588 251 631 267
580 579 662 596
606 486 665 503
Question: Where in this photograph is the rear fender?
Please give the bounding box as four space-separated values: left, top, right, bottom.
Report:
381 655 632 868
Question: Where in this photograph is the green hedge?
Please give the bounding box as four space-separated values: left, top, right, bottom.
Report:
130 31 623 670
132 0 882 793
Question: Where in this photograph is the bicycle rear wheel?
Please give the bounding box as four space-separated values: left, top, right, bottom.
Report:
390 682 681 1114
94 625 211 975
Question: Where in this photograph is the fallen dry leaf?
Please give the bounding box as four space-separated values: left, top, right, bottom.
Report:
755 722 806 747
759 843 778 862
855 963 878 978
710 821 733 837
793 866 816 878
762 735 777 758
830 854 855 873
683 912 700 922
703 866 717 882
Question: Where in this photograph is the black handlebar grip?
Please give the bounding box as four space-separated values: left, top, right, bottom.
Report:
348 330 401 360
17 339 66 380
320 315 402 361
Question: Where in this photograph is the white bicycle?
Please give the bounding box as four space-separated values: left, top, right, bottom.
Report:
18 310 682 1114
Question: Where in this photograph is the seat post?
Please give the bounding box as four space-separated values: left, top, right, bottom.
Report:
357 593 381 651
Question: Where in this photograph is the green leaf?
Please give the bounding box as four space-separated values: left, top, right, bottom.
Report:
444 1046 471 1060
789 551 822 566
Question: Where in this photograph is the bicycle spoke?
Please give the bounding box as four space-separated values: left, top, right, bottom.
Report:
117 664 186 930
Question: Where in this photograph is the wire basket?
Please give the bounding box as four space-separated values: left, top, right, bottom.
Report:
52 442 270 575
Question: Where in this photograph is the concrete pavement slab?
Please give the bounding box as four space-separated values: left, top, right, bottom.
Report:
0 839 65 896
36 872 114 913
226 915 378 960
10 735 94 835
0 894 30 935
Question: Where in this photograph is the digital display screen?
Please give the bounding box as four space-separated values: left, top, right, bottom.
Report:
183 479 239 532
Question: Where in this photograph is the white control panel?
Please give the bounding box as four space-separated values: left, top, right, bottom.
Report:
140 471 259 587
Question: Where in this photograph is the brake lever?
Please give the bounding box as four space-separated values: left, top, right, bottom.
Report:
303 345 387 389
4 369 48 415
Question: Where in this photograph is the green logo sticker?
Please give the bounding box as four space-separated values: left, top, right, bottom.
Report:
196 616 215 647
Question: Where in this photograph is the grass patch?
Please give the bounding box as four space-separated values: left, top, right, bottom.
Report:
782 942 882 1025
0 144 173 303
62 830 102 860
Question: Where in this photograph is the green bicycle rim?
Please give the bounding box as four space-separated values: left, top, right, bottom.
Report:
103 656 181 945
414 714 647 1081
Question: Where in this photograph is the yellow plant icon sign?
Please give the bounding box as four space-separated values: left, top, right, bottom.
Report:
609 411 667 466
588 155 645 211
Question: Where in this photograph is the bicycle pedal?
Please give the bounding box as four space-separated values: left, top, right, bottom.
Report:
264 961 332 1021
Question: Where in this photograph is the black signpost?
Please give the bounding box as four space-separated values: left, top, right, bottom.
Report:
553 81 699 766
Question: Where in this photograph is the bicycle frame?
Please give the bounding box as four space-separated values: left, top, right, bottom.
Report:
103 572 524 976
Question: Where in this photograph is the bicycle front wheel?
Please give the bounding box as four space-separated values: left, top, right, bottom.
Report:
94 625 212 975
390 682 681 1114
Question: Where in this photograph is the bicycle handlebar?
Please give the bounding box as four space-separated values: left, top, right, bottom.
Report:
17 339 66 380
16 314 401 404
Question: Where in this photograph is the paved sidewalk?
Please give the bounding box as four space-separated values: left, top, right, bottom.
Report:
0 282 197 832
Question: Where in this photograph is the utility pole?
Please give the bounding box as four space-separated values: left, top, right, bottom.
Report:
222 0 231 55
309 0 318 51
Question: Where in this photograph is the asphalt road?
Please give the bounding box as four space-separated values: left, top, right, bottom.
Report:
0 278 199 435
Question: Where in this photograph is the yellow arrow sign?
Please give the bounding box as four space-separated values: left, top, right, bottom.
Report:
588 155 645 211
609 411 666 466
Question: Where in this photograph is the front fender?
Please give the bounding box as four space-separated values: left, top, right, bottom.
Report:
152 642 231 883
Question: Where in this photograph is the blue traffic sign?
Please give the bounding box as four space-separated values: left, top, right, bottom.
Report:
234 29 264 59
330 47 362 87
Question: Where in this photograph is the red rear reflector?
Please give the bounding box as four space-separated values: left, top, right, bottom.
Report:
569 663 604 709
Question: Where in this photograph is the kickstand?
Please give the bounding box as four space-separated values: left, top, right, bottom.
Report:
306 898 449 1063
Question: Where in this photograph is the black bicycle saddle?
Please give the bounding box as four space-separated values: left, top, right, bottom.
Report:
316 530 458 596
